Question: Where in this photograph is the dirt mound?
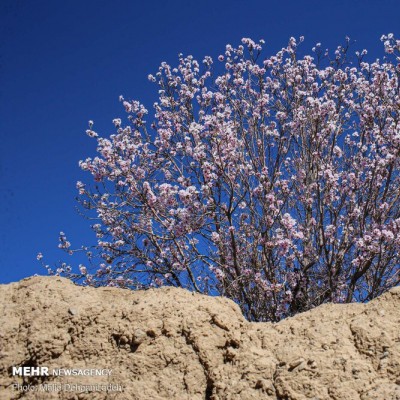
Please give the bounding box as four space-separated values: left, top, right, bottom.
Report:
0 276 399 399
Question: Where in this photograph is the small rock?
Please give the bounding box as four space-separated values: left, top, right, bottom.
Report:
289 358 305 371
308 359 318 369
132 328 146 345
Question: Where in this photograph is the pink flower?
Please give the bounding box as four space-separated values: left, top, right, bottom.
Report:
211 232 220 242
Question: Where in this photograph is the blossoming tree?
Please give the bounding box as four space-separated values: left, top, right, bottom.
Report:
40 35 400 321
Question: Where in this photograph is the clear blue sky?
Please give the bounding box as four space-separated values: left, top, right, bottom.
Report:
1 0 399 284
